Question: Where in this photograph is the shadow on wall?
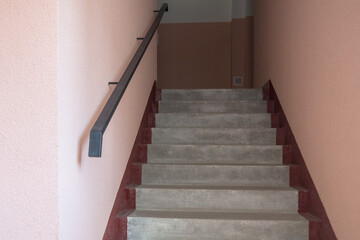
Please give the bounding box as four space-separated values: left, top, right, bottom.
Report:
59 0 158 239
76 0 154 167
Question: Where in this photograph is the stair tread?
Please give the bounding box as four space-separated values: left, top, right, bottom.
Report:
159 101 267 112
146 162 283 166
144 162 283 165
148 143 280 146
154 127 272 129
128 210 307 222
153 127 274 130
161 90 263 100
162 88 263 91
150 143 278 146
156 112 270 115
138 163 287 167
155 113 271 127
149 143 281 146
152 128 276 145
127 88 311 240
133 185 297 191
159 100 265 103
299 212 321 222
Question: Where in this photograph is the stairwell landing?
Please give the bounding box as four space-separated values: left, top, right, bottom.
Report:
125 89 315 240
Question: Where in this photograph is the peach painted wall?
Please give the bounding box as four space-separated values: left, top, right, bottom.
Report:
245 17 254 88
231 17 254 88
254 1 360 239
0 1 58 239
231 19 246 88
58 1 157 239
157 0 254 89
157 22 232 89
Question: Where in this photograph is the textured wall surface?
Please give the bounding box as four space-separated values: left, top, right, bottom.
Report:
0 1 58 239
254 1 360 239
58 0 157 239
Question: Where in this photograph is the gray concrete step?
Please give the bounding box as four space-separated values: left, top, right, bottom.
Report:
141 164 289 187
127 88 309 239
161 89 264 101
159 101 267 113
152 128 276 145
127 210 309 240
155 113 271 128
147 144 283 165
135 185 299 213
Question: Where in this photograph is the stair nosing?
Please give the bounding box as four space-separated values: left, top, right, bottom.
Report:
147 143 282 147
127 210 308 222
132 185 298 191
159 100 267 103
155 112 271 115
138 163 288 167
152 127 276 130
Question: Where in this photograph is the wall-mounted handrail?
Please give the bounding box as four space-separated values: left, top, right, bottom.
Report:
89 3 168 157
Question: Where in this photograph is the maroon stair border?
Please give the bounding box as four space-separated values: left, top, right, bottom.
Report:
102 81 160 240
263 80 337 240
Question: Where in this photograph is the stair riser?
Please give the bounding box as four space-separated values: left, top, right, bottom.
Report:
155 113 271 128
141 165 289 187
136 189 298 212
128 218 308 240
148 145 283 165
161 89 264 101
152 128 277 145
159 101 267 113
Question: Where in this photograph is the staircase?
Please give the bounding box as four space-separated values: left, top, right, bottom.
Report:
126 89 311 240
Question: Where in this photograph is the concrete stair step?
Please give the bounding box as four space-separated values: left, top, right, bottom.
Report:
141 163 289 187
124 88 311 239
134 185 299 213
147 144 283 165
161 89 264 101
159 101 267 113
152 128 276 145
127 210 309 240
155 113 271 128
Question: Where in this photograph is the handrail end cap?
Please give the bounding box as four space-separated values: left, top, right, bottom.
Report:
89 131 103 158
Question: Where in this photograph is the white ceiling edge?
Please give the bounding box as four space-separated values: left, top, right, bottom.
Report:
158 0 254 24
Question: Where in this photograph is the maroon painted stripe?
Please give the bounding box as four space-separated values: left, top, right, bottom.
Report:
103 82 157 240
265 80 337 240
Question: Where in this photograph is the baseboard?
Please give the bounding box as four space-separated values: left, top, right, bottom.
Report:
102 81 159 240
263 80 337 240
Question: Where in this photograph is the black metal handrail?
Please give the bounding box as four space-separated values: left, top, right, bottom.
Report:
89 3 168 157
